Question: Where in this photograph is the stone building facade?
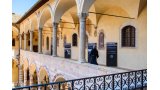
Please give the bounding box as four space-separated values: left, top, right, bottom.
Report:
12 0 147 87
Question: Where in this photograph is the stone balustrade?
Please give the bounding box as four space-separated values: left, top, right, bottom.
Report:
20 50 128 81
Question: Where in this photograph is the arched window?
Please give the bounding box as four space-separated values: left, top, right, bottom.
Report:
12 38 15 46
121 25 135 47
64 35 66 46
72 33 77 46
46 37 49 50
99 32 104 49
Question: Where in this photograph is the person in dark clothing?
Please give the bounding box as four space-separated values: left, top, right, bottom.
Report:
90 45 99 65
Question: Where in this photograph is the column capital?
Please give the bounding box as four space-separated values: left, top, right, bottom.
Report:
78 13 88 20
29 30 33 33
39 27 43 31
53 22 58 27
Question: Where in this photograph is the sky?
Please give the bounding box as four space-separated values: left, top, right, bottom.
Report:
12 0 38 15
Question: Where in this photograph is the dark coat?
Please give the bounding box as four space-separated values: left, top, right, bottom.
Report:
90 48 99 65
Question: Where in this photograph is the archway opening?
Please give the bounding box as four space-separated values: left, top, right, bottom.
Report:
12 59 19 87
39 6 52 55
23 59 29 86
54 76 68 90
12 26 19 58
39 67 50 90
29 64 38 85
39 67 49 84
31 15 39 52
53 0 79 58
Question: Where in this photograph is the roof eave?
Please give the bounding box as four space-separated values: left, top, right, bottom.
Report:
16 0 49 24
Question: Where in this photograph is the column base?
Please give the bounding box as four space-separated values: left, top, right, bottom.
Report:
52 54 57 57
79 59 86 63
38 52 42 54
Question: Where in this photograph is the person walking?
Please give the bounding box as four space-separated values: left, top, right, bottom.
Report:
90 45 99 65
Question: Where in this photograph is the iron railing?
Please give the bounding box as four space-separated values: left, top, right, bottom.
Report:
12 69 147 90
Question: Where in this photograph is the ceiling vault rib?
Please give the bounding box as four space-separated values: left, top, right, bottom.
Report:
43 26 76 30
60 21 95 26
89 12 135 19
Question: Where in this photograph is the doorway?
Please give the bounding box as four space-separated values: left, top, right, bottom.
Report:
106 42 117 66
88 43 97 63
64 43 71 58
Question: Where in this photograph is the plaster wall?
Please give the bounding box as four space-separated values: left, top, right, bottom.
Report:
55 6 147 70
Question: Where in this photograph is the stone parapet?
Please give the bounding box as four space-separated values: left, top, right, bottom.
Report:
20 50 128 80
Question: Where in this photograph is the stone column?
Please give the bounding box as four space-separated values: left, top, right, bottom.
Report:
24 70 27 86
30 31 33 52
19 34 22 49
24 33 27 50
78 13 88 63
52 23 58 57
18 65 23 86
38 28 42 53
38 77 41 90
30 75 33 85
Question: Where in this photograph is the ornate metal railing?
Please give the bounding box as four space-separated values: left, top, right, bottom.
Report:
12 69 147 90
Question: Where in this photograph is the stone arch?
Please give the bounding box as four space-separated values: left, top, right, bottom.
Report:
30 14 39 52
12 25 19 49
23 58 29 71
82 0 139 19
88 5 97 25
60 6 78 29
29 63 38 85
38 66 50 84
96 7 130 26
82 0 135 27
80 0 95 14
24 19 31 33
39 5 53 28
31 14 39 31
12 23 20 31
23 58 30 86
20 23 25 34
86 19 92 36
52 74 67 90
53 0 78 23
12 25 19 34
12 59 19 87
53 73 66 82
23 20 30 50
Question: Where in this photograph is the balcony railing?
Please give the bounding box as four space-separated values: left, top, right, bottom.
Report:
12 69 147 90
